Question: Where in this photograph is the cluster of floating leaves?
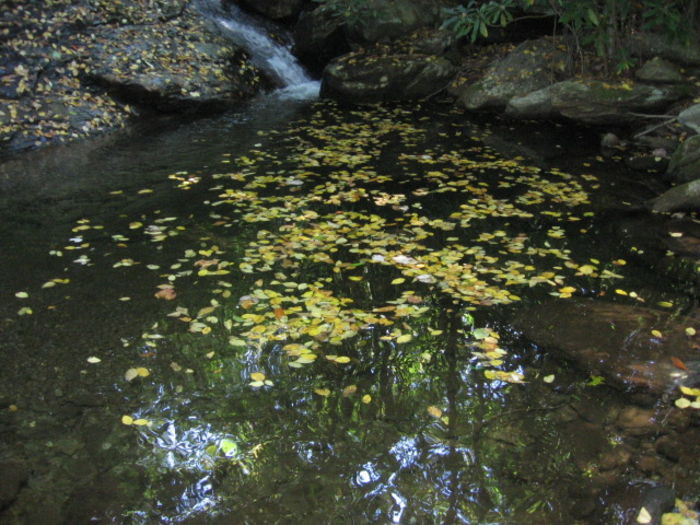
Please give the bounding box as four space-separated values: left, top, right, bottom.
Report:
19 102 641 420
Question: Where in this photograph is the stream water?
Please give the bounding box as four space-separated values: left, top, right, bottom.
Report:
1 6 699 525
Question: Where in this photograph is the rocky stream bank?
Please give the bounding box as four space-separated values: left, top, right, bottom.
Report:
4 0 700 522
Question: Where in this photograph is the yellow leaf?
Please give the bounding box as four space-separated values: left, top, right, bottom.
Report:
680 386 700 397
342 385 357 397
250 372 266 382
685 327 696 336
132 418 150 426
559 286 576 294
361 394 372 404
314 387 331 396
636 507 653 524
427 405 443 418
658 301 674 308
396 333 412 344
121 415 134 425
15 291 29 299
391 277 406 284
651 330 663 338
675 397 692 409
129 222 143 229
136 367 149 377
543 374 555 383
348 275 363 281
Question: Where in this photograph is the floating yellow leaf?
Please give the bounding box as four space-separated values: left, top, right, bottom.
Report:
342 385 357 397
685 327 696 336
314 387 331 396
395 333 412 344
680 386 700 397
250 372 266 382
121 415 134 425
14 291 28 299
636 507 652 524
86 356 101 364
675 397 692 409
651 330 663 338
361 394 372 404
543 374 555 383
391 277 406 285
427 405 443 418
132 418 150 426
17 307 32 316
129 222 143 229
658 301 674 308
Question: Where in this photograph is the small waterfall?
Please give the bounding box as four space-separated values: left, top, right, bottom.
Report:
198 0 319 99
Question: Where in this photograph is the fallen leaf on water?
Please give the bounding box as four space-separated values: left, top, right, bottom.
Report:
427 405 443 418
361 394 372 404
314 387 331 396
86 356 101 364
636 506 652 524
14 291 28 299
672 357 689 371
125 367 150 381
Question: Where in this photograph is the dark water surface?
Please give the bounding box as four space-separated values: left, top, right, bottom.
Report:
0 94 693 524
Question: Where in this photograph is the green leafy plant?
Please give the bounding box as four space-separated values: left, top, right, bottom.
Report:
441 1 518 43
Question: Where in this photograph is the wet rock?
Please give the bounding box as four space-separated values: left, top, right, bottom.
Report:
655 434 681 462
236 0 305 20
616 407 660 436
628 33 700 66
345 0 443 44
599 482 675 525
651 177 700 212
666 135 700 184
88 11 263 112
453 38 568 111
514 299 700 396
507 79 684 125
293 6 349 73
0 460 28 509
635 57 685 84
597 447 633 471
321 53 455 103
678 104 700 134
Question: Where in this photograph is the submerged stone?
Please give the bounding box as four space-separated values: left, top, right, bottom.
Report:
515 299 700 396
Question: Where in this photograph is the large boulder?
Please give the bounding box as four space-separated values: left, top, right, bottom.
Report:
236 0 306 20
345 0 443 44
635 56 685 84
88 10 263 111
514 299 700 396
452 38 569 110
321 53 455 103
506 79 683 125
293 6 349 73
666 135 700 183
627 33 700 66
678 104 700 134
652 178 700 212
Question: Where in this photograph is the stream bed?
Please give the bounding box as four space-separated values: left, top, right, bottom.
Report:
1 93 699 524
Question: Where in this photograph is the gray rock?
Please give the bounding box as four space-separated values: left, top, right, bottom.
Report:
346 0 443 44
88 11 263 111
321 53 455 103
238 0 305 20
293 6 348 71
454 38 568 110
652 177 700 212
678 104 700 134
635 56 685 84
666 134 700 183
627 32 700 66
507 79 683 125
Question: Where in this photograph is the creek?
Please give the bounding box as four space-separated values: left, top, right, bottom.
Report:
0 6 699 525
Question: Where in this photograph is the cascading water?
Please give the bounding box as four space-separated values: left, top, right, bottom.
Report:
197 0 319 100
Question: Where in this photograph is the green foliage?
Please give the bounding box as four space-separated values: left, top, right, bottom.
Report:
441 1 518 43
440 0 697 73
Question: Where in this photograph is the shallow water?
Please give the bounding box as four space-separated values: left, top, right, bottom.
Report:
0 95 695 524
